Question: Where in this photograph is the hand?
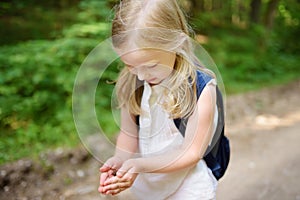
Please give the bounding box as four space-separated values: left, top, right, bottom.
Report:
116 158 140 179
100 156 123 174
100 159 140 195
100 175 135 195
98 156 123 193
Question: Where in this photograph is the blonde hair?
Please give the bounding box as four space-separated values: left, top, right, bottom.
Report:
112 0 214 118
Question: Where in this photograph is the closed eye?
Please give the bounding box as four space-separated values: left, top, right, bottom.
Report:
147 63 158 68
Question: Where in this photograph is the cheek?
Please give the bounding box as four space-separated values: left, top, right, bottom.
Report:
153 65 173 78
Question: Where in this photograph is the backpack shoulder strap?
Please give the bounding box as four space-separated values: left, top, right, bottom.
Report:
174 70 214 137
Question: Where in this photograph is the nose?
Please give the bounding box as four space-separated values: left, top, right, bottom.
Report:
137 68 148 81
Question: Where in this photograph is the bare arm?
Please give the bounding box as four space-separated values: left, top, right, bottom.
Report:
117 84 216 175
113 107 139 162
99 107 139 194
99 107 138 172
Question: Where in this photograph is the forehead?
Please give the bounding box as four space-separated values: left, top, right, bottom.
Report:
120 49 173 66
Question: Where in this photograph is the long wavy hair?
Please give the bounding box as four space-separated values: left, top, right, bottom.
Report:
112 0 215 119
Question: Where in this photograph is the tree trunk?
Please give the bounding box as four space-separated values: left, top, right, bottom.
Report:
190 0 205 16
213 0 222 10
264 0 280 29
250 0 262 24
222 0 232 23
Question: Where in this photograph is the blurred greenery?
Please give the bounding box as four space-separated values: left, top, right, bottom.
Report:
0 0 299 164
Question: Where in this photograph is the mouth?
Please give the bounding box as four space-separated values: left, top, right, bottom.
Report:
146 78 157 83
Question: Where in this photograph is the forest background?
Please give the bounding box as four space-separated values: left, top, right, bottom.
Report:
0 0 299 164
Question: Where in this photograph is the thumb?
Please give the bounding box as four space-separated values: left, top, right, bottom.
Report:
117 163 135 178
116 165 127 178
100 162 112 172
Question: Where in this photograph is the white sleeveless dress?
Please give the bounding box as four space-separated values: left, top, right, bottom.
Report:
131 81 218 200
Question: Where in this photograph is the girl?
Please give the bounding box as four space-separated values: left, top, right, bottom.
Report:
99 0 219 199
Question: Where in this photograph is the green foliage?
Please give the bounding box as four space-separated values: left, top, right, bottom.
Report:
77 0 113 22
274 0 300 54
0 39 84 162
202 25 300 93
63 23 111 39
0 0 119 164
0 35 121 164
0 4 80 45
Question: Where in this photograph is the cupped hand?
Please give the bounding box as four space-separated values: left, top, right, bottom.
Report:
116 159 140 179
99 175 134 195
100 156 123 174
99 156 123 193
99 159 140 195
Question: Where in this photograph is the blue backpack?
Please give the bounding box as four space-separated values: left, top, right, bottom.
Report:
136 71 230 180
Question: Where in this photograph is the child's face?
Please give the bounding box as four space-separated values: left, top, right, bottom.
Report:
121 49 176 85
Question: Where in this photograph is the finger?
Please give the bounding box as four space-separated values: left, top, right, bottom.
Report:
121 171 135 181
100 172 109 186
101 162 117 171
98 185 105 194
116 165 132 178
104 175 119 185
118 180 132 189
102 182 120 193
106 187 123 196
118 164 137 180
99 185 115 194
100 164 111 172
104 183 127 196
100 159 116 172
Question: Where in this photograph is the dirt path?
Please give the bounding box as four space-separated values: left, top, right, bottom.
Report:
1 80 299 200
217 118 300 200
